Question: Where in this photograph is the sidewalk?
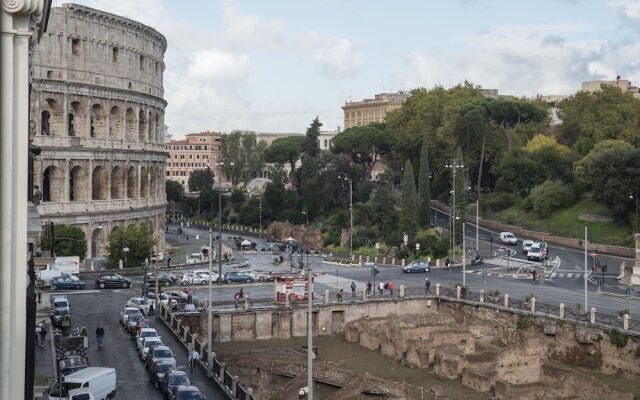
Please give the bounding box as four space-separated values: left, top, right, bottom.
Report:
34 293 55 399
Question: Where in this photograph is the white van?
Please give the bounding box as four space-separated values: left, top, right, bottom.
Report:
499 232 518 245
48 367 116 400
186 253 203 264
38 256 81 281
67 388 95 400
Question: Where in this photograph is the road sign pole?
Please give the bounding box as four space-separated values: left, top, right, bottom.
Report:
584 227 588 313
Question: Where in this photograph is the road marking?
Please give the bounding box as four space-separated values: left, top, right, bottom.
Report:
567 273 573 278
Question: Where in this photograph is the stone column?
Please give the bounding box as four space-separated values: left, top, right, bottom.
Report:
63 92 69 136
86 159 93 202
435 283 440 297
630 234 640 286
323 290 329 304
590 307 596 324
530 297 536 313
623 314 629 331
559 303 565 319
504 294 509 308
456 285 461 300
479 289 484 303
399 285 405 298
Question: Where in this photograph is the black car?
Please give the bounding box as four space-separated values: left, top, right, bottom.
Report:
160 371 190 398
95 273 131 289
52 308 70 327
146 272 176 287
171 385 205 400
148 360 175 389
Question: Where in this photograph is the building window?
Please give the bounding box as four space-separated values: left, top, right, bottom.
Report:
204 155 208 159
189 154 192 159
174 154 177 159
128 82 132 89
324 139 328 148
166 171 169 176
180 155 185 159
204 145 207 150
47 70 53 79
112 47 118 62
71 38 80 55
139 55 144 70
196 155 200 159
155 61 159 75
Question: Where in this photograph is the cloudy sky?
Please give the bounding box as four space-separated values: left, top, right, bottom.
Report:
63 0 640 138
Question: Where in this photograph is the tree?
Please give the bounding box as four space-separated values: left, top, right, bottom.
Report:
266 163 290 186
41 224 87 261
399 160 418 240
166 180 184 204
105 224 154 268
497 151 543 197
591 147 640 221
452 147 468 247
574 139 633 186
485 98 548 153
418 136 432 227
557 85 640 154
188 168 213 192
220 131 268 185
369 172 397 241
264 135 305 185
331 123 392 179
230 189 245 211
304 117 322 157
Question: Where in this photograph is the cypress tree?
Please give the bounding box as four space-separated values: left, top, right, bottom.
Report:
400 160 418 240
418 136 431 227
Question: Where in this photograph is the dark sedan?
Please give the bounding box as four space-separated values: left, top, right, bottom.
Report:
171 385 205 400
146 272 176 287
95 273 131 289
223 271 254 284
50 276 86 290
148 360 175 389
160 371 190 399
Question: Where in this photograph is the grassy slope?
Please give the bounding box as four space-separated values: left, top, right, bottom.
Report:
490 193 634 247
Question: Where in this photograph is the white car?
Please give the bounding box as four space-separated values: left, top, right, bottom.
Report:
136 328 159 350
126 297 151 315
181 272 208 286
139 336 163 360
499 231 518 245
193 270 219 282
522 240 535 255
119 306 142 326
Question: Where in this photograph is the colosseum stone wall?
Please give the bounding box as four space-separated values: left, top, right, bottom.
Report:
31 3 167 260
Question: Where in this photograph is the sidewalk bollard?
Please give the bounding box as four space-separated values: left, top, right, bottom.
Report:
119 259 123 269
435 283 440 297
479 289 484 303
436 259 440 268
399 285 405 298
590 307 596 324
402 258 405 266
90 261 94 271
623 314 629 331
392 258 396 266
504 294 509 308
351 254 355 262
366 256 370 263
324 290 330 304
456 286 461 300
219 362 226 383
244 295 250 310
559 303 565 319
382 257 386 265
232 376 239 396
362 288 367 301
530 298 536 313
358 255 362 264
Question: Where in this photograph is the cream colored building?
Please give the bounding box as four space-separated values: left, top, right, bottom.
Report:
31 3 167 259
582 77 640 97
342 91 409 129
166 131 223 191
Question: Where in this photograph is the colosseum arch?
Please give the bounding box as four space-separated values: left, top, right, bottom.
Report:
68 101 85 137
91 227 105 258
42 165 61 202
110 106 123 139
69 165 87 201
127 166 138 198
140 166 149 197
111 166 124 199
92 166 107 200
149 166 157 197
40 98 60 136
90 103 107 139
154 113 160 143
125 107 136 140
148 111 155 142
138 109 147 141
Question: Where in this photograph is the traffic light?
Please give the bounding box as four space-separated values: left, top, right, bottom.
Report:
601 265 607 273
371 266 379 276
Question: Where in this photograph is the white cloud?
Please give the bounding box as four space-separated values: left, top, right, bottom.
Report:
609 0 640 23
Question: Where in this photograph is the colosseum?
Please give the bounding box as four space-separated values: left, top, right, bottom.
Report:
31 3 167 261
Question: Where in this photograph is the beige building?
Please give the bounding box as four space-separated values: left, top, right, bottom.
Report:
342 91 410 129
582 77 640 97
165 131 224 191
31 3 168 260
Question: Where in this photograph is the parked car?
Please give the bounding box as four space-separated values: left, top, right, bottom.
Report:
402 260 431 273
51 367 116 400
146 272 176 287
136 328 159 349
126 297 151 315
180 272 208 286
170 385 205 400
119 306 142 326
223 271 254 284
52 295 70 311
52 308 71 327
522 240 534 255
192 270 219 283
499 232 518 245
126 313 148 334
139 337 163 360
159 371 190 398
95 273 131 289
145 345 175 369
50 276 85 290
147 291 170 306
148 360 175 389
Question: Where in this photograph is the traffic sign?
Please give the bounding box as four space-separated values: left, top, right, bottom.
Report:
498 246 504 252
591 251 597 258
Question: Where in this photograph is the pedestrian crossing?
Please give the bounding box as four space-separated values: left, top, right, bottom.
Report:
550 271 589 279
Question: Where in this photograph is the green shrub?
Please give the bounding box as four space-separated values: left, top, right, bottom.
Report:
517 315 531 330
481 192 518 212
618 308 630 317
609 329 629 348
395 247 410 260
527 180 576 217
525 293 535 302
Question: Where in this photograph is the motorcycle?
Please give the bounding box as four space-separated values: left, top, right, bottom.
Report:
471 254 484 265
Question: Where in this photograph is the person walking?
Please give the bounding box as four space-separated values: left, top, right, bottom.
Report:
39 324 47 349
378 281 384 296
189 349 200 375
350 281 356 297
234 291 241 309
389 281 394 296
425 278 431 294
366 281 372 296
95 325 105 348
337 289 344 302
532 270 537 282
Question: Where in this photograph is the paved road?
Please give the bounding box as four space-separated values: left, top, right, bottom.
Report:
57 290 225 400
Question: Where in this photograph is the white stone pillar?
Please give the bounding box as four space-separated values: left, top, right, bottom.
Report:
435 283 440 297
590 307 596 324
479 289 484 303
504 294 509 308
456 286 461 300
623 314 629 331
402 258 405 266
324 290 329 304
559 303 565 319
0 2 47 398
530 297 536 313
399 285 405 298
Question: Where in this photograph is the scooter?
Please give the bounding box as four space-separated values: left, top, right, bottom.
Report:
471 254 484 265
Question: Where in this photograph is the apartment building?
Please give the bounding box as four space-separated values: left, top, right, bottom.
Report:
165 131 223 191
342 91 410 129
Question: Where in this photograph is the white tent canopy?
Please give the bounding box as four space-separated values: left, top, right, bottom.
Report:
241 239 252 246
285 237 296 242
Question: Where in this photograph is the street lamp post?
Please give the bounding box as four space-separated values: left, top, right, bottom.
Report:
630 192 638 233
122 240 129 269
337 172 353 260
214 161 234 281
306 263 314 400
207 227 213 368
445 158 464 256
259 198 262 240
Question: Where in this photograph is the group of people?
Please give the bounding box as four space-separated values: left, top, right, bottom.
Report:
364 280 395 296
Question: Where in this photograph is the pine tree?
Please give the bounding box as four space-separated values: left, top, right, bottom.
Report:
452 147 468 247
400 160 418 240
304 117 322 157
418 136 431 227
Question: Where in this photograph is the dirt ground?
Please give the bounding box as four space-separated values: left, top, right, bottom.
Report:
214 335 491 400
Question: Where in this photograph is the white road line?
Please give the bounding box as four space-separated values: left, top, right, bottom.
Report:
567 273 573 278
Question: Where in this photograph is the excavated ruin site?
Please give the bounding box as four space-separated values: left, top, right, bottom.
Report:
213 301 640 400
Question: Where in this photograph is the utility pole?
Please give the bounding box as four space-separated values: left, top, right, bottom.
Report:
476 200 479 252
462 222 466 287
207 228 213 368
259 198 262 240
584 227 588 313
307 264 314 399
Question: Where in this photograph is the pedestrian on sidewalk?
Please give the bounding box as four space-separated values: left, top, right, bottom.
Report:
532 270 537 282
95 325 105 348
366 281 372 296
234 291 241 309
425 278 431 294
378 281 384 296
350 281 356 297
189 349 200 375
389 282 395 296
39 324 47 349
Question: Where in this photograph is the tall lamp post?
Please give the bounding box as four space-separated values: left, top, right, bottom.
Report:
337 172 353 260
207 227 213 369
301 210 314 400
122 240 129 268
214 161 234 280
631 191 638 233
445 158 464 256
